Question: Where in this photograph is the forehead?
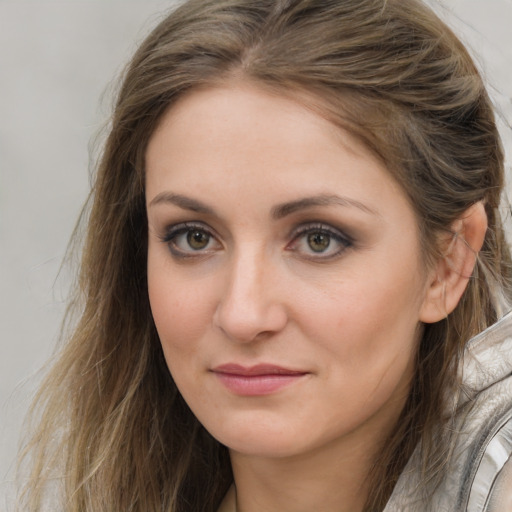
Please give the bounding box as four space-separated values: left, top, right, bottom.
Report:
145 82 387 192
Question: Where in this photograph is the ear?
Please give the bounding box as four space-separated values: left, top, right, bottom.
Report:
420 201 488 324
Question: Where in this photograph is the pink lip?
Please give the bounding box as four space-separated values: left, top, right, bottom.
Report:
211 364 308 396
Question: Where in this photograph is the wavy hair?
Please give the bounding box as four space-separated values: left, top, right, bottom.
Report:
18 0 512 510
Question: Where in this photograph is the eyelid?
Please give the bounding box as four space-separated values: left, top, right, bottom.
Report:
287 222 353 259
159 221 209 240
289 222 353 244
159 221 221 258
289 221 352 240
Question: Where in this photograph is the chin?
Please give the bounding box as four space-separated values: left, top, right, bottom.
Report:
206 418 319 459
222 434 303 458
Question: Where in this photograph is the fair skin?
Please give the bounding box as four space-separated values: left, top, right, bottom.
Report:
145 82 486 512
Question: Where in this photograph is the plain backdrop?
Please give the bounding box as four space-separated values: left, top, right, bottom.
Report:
1 0 511 508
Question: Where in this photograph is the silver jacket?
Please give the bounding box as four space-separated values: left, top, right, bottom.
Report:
385 311 512 512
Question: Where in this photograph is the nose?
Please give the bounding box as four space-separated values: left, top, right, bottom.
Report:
213 249 288 343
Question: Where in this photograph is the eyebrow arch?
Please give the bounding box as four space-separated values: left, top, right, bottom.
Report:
271 194 379 219
149 191 378 219
148 192 215 215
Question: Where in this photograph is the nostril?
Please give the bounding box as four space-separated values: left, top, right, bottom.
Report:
213 293 288 344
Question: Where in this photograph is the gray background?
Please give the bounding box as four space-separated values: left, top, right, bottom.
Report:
1 1 511 508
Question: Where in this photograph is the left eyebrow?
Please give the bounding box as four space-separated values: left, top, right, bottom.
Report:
271 194 379 219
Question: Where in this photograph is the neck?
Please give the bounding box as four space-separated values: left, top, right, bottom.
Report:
230 432 377 512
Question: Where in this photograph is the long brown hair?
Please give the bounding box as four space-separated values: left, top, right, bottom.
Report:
18 0 512 510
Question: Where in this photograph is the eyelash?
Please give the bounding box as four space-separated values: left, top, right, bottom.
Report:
287 223 353 261
159 222 218 259
159 221 353 261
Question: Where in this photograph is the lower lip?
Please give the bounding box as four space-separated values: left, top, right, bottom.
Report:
213 372 307 396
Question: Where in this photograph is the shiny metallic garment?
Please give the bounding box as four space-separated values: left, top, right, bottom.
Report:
387 311 512 511
471 414 512 511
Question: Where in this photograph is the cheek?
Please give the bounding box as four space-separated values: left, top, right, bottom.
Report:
147 254 214 359
301 265 425 343
148 273 214 406
150 286 207 351
297 255 426 388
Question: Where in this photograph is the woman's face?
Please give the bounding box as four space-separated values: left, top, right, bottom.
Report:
146 83 436 459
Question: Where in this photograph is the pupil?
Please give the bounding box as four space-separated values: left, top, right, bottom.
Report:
308 232 330 252
187 230 209 250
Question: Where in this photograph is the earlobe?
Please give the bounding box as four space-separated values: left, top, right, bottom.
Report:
419 201 488 324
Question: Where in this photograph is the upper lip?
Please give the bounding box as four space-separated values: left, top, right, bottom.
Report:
211 363 307 376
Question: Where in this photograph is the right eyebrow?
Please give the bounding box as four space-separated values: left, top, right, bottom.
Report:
148 192 215 215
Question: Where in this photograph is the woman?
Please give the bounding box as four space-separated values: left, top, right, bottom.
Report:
18 0 512 511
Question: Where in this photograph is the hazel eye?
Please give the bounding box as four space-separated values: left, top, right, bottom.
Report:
161 223 220 258
288 223 352 260
187 229 210 250
307 232 331 253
